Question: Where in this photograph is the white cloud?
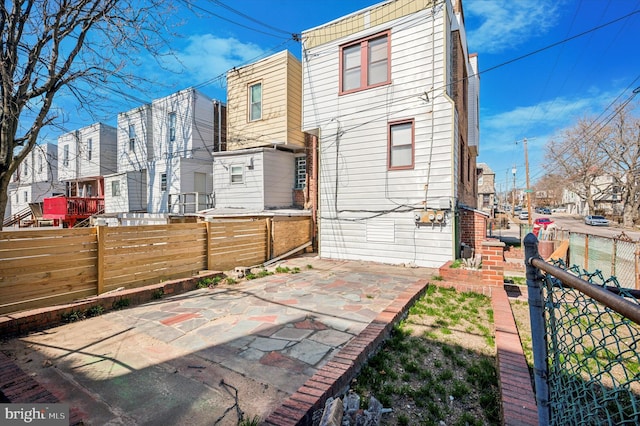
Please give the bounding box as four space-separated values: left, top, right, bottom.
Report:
160 34 266 84
466 0 563 54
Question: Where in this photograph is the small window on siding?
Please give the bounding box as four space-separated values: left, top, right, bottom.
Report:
388 119 414 170
23 160 28 176
38 154 43 173
112 181 121 197
87 138 92 160
161 173 167 191
249 82 262 121
230 165 244 184
63 145 69 167
168 112 176 142
128 124 136 152
23 191 28 202
295 157 306 189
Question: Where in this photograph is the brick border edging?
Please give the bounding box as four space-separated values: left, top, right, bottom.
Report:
0 352 84 425
0 272 222 338
264 281 538 426
492 287 538 426
263 280 430 426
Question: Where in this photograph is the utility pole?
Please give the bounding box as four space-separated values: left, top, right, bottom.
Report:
524 138 532 225
511 165 516 217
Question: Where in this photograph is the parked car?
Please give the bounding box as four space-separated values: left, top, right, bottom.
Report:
541 208 551 215
534 217 554 229
585 215 608 226
518 211 529 220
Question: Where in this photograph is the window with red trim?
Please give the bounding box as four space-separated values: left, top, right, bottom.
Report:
340 32 390 94
388 119 414 170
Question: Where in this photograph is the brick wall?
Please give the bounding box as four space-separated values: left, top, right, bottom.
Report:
481 239 505 286
460 208 488 254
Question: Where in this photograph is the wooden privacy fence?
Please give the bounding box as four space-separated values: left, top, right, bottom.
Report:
0 217 312 315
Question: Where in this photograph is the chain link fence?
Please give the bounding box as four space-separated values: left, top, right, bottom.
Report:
525 234 640 425
568 232 638 290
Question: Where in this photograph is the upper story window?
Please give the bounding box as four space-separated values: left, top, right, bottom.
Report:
230 165 244 184
168 112 176 142
38 154 43 173
294 157 306 189
87 138 92 161
63 145 69 167
388 119 414 170
340 32 390 94
249 82 262 121
128 124 136 151
112 181 121 197
161 173 167 191
23 159 28 176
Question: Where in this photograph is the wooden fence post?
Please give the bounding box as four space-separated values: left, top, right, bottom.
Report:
206 221 212 270
584 234 589 271
266 218 272 261
97 225 105 295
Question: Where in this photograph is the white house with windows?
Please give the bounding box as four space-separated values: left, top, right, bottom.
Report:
106 88 226 215
56 123 117 199
301 0 479 267
8 143 63 217
210 50 314 213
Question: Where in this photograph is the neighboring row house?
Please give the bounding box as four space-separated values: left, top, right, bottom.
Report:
106 88 226 216
211 50 310 213
7 143 63 220
8 0 479 268
301 0 479 267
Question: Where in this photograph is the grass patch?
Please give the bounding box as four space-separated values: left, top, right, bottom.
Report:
350 285 498 424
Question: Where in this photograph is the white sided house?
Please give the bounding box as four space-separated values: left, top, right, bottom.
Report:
212 50 312 212
57 123 117 198
301 0 479 268
107 88 225 215
8 143 64 217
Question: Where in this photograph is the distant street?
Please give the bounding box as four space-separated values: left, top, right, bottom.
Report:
524 213 640 240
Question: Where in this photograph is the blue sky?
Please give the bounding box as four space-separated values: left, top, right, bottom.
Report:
53 0 640 190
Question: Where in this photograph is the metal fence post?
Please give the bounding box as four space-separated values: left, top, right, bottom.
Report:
524 232 550 426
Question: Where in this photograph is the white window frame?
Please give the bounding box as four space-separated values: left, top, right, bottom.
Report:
112 181 121 197
168 112 176 142
128 124 136 152
87 138 92 161
161 173 167 192
249 82 262 121
63 145 69 167
294 156 306 189
230 165 244 184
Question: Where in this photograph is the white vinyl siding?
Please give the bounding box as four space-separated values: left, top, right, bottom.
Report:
302 5 456 268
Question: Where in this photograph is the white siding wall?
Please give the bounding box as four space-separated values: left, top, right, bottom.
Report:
302 7 457 267
263 150 295 208
117 105 153 173
9 181 64 215
212 151 265 210
104 171 147 214
151 88 214 163
57 132 78 181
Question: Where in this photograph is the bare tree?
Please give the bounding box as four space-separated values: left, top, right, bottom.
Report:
544 117 608 214
599 101 640 227
533 173 564 207
0 0 173 229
